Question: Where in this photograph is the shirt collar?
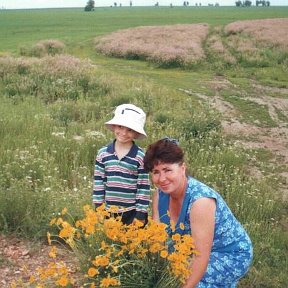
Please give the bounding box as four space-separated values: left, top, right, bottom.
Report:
107 139 138 158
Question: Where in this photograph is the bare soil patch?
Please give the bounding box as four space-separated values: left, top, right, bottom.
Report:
196 77 288 200
0 234 82 287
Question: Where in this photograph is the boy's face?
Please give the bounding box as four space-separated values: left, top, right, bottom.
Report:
113 125 139 144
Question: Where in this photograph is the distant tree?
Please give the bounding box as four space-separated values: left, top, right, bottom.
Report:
256 0 270 6
84 0 95 11
244 0 252 6
235 0 242 6
130 1 132 6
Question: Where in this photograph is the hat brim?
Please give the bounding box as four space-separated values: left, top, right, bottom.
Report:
105 117 147 140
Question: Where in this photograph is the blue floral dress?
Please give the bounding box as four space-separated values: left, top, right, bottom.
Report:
158 177 253 287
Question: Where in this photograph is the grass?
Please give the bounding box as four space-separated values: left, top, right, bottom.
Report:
1 7 288 53
0 6 287 287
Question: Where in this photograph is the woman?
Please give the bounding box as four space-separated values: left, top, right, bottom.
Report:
144 138 253 288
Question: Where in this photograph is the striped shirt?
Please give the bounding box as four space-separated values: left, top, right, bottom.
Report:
93 140 150 220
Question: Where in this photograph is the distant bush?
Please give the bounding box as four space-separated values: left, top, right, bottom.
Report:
224 18 288 50
223 18 288 67
95 24 209 68
0 55 111 103
20 39 66 57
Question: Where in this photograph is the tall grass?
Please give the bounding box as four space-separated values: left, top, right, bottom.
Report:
0 53 287 286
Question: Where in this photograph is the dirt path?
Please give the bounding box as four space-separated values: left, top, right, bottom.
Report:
198 77 288 200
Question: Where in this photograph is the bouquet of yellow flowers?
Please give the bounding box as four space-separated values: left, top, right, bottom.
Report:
31 205 198 287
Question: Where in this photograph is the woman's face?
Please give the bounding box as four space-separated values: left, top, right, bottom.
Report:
151 162 186 195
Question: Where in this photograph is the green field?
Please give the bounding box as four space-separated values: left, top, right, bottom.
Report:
0 7 287 287
1 7 288 52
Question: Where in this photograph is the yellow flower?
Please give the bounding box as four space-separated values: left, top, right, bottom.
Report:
88 267 99 277
47 232 52 245
29 275 36 283
101 240 108 250
56 217 64 225
48 245 57 259
55 275 68 287
170 219 176 232
149 242 163 253
172 233 181 241
59 221 75 239
61 207 68 215
160 250 168 258
100 276 119 287
179 222 185 230
92 255 110 267
49 217 56 226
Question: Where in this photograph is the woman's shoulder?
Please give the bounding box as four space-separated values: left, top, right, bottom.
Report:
187 177 217 197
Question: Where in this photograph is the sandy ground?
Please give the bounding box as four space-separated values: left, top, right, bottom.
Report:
0 235 81 287
195 77 288 201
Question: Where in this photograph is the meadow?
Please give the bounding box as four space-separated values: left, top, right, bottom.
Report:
0 6 288 287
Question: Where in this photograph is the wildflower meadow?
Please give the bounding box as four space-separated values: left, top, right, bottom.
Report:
0 6 287 287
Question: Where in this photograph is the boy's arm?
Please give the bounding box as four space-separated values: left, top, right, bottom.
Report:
92 151 106 207
135 164 151 221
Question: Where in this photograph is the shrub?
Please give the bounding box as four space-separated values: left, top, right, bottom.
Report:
20 39 66 57
95 24 209 68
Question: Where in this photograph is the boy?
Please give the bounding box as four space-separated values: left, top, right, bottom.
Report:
93 104 150 225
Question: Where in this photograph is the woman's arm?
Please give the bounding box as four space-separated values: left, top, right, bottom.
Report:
152 189 160 221
182 198 216 288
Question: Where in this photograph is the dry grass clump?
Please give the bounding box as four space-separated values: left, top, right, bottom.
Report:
20 39 66 57
95 24 209 67
0 55 92 79
0 55 107 102
206 34 236 65
36 54 93 76
224 18 288 50
225 34 258 53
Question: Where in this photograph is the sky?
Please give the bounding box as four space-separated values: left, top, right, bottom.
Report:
1 0 287 9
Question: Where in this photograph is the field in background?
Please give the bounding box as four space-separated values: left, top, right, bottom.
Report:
1 6 288 52
0 7 287 287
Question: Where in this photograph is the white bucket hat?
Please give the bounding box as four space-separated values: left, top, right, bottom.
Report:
105 104 147 139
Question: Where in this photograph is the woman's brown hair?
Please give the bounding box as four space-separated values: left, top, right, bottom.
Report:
144 138 184 172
